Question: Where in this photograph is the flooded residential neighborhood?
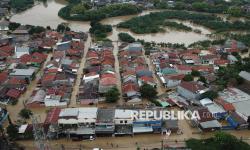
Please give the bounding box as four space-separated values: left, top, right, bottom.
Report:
1 0 250 150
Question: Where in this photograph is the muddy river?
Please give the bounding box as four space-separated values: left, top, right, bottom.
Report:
10 0 212 45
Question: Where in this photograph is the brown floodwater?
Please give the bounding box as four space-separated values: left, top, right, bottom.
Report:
10 0 212 46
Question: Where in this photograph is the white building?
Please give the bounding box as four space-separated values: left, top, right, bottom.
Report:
114 109 133 125
78 107 98 125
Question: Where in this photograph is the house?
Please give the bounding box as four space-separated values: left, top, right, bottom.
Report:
133 109 162 134
78 79 99 105
77 107 98 126
177 81 208 100
56 41 71 51
138 76 156 88
125 42 143 56
161 74 184 88
12 28 30 42
200 98 227 119
26 89 46 108
58 108 79 126
9 68 36 81
226 112 248 129
214 59 229 67
15 46 30 58
239 71 250 82
189 106 222 132
214 98 235 112
219 88 250 120
6 88 21 100
0 71 8 84
227 55 238 64
0 8 8 18
200 54 217 65
122 82 141 102
44 94 68 107
95 109 115 136
158 64 177 75
99 73 117 93
0 20 9 31
175 65 192 75
114 109 133 135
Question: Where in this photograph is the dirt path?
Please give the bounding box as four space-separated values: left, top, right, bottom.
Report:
143 50 165 95
113 42 124 106
69 34 91 107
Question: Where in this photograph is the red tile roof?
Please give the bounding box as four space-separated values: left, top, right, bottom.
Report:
192 65 213 72
176 65 192 71
166 74 185 80
44 108 61 124
214 98 235 112
8 77 26 85
197 108 214 122
6 89 21 99
87 51 98 58
0 45 14 54
140 76 154 83
214 59 229 65
179 81 206 93
42 74 56 83
0 72 8 84
100 73 117 86
122 82 139 93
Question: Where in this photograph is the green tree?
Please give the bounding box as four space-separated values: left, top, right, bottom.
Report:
118 33 135 43
8 22 21 31
192 2 210 12
227 6 242 17
200 90 218 100
191 70 201 77
57 23 71 33
186 132 250 150
7 124 19 140
28 26 46 35
198 76 207 84
183 74 194 81
70 4 86 14
19 108 33 119
11 0 34 11
105 87 120 103
140 84 157 100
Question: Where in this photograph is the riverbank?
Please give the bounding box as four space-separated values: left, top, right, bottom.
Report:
10 1 211 45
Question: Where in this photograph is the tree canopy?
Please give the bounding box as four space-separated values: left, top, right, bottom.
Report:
183 74 194 81
11 0 34 12
118 33 135 43
19 108 33 119
140 84 157 100
200 90 218 100
58 3 142 21
186 132 250 150
7 124 19 140
89 21 112 40
105 87 120 103
117 10 250 34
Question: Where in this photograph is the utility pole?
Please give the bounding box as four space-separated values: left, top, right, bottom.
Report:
32 115 50 150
